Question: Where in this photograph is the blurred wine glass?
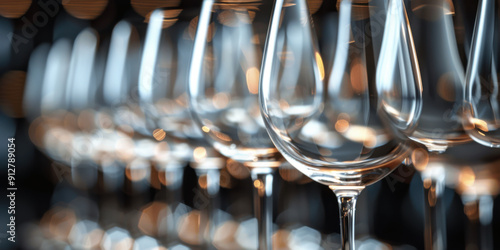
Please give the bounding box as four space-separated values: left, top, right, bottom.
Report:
464 0 500 147
260 0 411 249
422 143 500 250
461 0 500 249
188 1 281 249
138 7 227 246
379 0 478 248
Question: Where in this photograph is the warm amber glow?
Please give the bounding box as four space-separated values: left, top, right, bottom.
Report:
315 52 325 81
131 0 181 17
471 118 489 132
335 119 350 133
202 126 211 133
463 202 479 220
437 73 456 102
458 167 475 187
212 221 240 249
342 125 377 147
272 229 291 249
213 130 232 142
350 59 368 94
0 71 26 118
0 0 30 18
145 9 182 28
138 202 168 236
411 148 429 172
152 128 166 141
246 67 260 95
126 158 150 182
253 179 263 189
306 0 323 14
0 0 31 18
196 175 207 190
193 147 207 162
177 211 203 246
63 0 108 20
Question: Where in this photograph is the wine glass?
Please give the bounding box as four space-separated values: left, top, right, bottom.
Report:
188 1 281 249
138 7 227 246
379 0 478 248
462 0 500 248
464 0 500 147
260 0 411 249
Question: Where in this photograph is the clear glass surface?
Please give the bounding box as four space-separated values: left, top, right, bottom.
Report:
259 0 410 249
260 0 410 187
188 0 282 167
188 1 280 249
464 0 500 147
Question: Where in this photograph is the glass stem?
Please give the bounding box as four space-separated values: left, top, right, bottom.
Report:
463 195 495 250
251 168 274 250
195 168 221 245
421 175 446 250
479 195 494 250
332 188 362 250
164 166 184 243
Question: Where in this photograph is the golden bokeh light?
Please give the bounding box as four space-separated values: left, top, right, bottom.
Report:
198 174 208 189
272 229 291 250
213 220 240 250
202 126 211 133
246 67 260 95
0 71 26 118
177 211 203 246
126 158 150 182
0 0 31 18
411 148 429 172
153 128 166 141
63 0 108 20
138 202 169 236
144 9 182 28
193 147 207 162
315 52 325 80
131 0 181 17
437 73 457 102
335 119 350 133
458 167 475 188
307 0 323 15
350 59 368 94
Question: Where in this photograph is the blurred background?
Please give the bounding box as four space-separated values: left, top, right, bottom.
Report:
0 0 499 249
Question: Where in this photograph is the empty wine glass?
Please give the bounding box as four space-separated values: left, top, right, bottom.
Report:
379 0 478 248
188 1 281 249
138 7 227 246
462 0 500 248
464 0 500 147
260 0 410 249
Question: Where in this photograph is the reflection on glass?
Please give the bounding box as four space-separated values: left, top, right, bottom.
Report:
188 1 281 249
260 0 410 249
